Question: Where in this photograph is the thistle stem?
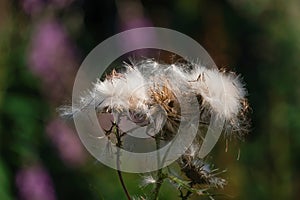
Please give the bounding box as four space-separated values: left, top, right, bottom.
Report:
150 135 165 200
114 123 131 200
151 168 164 200
117 167 131 200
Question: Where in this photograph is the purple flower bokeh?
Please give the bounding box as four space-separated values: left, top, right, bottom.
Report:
28 20 78 101
116 0 152 30
51 0 74 9
116 0 156 56
21 0 74 15
46 119 87 167
16 164 56 200
21 0 44 15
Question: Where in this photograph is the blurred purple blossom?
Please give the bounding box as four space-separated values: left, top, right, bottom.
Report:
51 0 74 9
28 20 78 101
46 119 87 167
21 0 44 15
116 0 156 55
21 0 74 15
116 0 153 30
16 164 56 200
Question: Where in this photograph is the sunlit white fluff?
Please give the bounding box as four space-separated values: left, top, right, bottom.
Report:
123 67 149 108
60 59 248 134
92 60 246 121
94 77 128 110
140 175 156 187
186 65 246 120
145 60 247 121
93 67 149 111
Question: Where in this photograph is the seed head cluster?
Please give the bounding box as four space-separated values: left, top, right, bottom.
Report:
59 58 250 198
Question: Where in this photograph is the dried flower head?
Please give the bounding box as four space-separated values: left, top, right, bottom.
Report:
60 59 249 139
59 58 250 199
180 154 227 189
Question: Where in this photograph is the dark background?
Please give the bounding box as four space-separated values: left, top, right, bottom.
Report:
1 0 300 199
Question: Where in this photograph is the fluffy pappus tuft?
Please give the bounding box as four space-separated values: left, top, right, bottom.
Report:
140 174 157 188
59 57 250 199
59 58 250 138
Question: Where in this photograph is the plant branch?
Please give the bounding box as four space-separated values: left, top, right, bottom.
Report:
114 123 131 200
150 134 165 200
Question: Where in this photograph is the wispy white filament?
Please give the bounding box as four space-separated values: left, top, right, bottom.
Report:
140 175 156 187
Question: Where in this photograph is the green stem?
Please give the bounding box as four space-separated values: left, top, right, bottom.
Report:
151 169 164 200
